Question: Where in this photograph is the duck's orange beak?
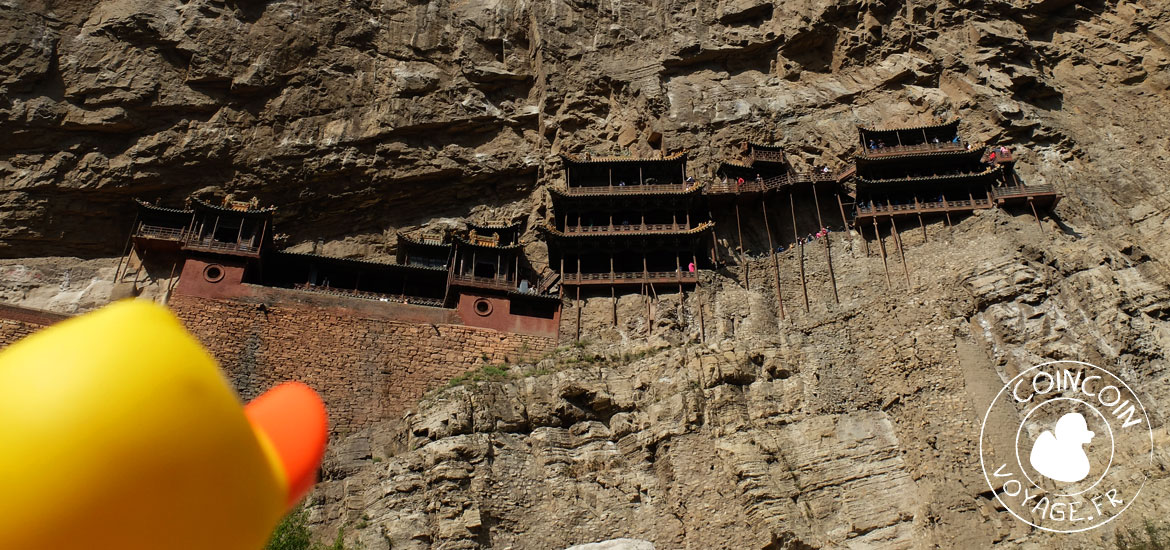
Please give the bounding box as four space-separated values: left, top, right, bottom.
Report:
244 382 328 508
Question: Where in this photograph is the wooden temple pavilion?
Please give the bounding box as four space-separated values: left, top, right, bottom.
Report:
852 119 1060 227
541 152 713 289
121 197 560 338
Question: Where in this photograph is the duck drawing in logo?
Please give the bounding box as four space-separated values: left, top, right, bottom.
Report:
1029 412 1096 483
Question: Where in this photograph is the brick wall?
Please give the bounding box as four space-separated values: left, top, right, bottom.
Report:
0 304 69 349
169 293 555 435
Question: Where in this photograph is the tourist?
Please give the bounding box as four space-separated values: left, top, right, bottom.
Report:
878 140 885 149
755 173 763 185
687 262 696 273
619 180 626 186
989 151 997 162
685 176 695 184
737 177 745 188
952 136 961 144
869 140 876 150
932 136 939 144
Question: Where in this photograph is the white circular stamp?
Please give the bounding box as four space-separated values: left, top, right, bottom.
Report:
979 360 1154 533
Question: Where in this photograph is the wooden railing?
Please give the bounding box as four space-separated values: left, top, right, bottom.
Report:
467 234 500 247
559 183 696 196
563 222 691 234
452 273 517 290
136 224 187 241
856 197 992 216
992 184 1054 198
562 270 699 283
183 237 260 255
860 141 968 158
292 283 444 307
705 170 841 194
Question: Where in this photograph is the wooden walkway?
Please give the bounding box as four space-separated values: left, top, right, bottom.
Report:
562 270 698 286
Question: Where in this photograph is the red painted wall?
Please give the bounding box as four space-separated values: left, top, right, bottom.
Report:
455 291 560 339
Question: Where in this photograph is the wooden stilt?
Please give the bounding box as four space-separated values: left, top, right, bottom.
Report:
890 217 912 290
709 209 721 265
798 240 809 312
761 197 785 321
734 201 747 287
648 282 656 336
575 286 582 342
114 215 138 282
861 222 871 256
789 192 799 248
1029 198 1044 232
611 285 617 326
835 193 850 231
811 182 824 229
918 212 928 243
825 234 839 304
874 217 892 289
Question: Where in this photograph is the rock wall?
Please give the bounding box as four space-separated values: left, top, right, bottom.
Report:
169 293 554 436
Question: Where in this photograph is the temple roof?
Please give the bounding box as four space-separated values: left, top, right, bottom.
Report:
858 118 960 134
453 235 524 251
397 231 452 249
745 141 784 152
134 198 193 215
466 220 522 232
560 150 688 165
856 165 1001 187
537 221 714 239
854 146 985 164
190 197 276 218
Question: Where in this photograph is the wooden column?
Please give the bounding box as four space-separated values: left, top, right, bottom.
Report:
694 253 705 342
914 196 927 242
611 285 617 326
1029 197 1044 232
942 193 952 226
874 217 892 289
575 256 582 342
790 192 808 312
734 201 747 287
890 217 911 290
835 193 850 231
761 197 785 321
811 182 824 229
824 233 839 304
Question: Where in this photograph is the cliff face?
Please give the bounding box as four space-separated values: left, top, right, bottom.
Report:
4 0 1170 548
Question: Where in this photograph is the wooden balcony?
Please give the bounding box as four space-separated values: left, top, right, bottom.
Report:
557 183 698 196
705 171 839 195
561 270 699 286
135 224 188 241
182 236 262 257
452 273 517 291
859 142 968 159
855 197 992 220
562 222 694 235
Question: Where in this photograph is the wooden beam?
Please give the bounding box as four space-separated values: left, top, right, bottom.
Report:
835 193 849 232
890 217 912 290
811 182 824 229
734 201 747 287
575 285 582 343
611 285 617 326
825 234 839 304
874 217 892 289
761 197 785 321
798 240 809 312
1029 197 1044 233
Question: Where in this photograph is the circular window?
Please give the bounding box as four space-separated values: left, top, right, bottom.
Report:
473 298 493 316
203 264 225 283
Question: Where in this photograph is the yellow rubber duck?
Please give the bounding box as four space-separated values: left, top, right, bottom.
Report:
0 300 328 550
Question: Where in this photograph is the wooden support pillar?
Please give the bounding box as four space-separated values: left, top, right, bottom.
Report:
825 234 839 304
647 282 655 336
798 240 809 312
835 193 850 232
811 182 824 229
860 221 871 256
890 217 912 290
1029 197 1044 233
709 209 721 265
942 193 952 226
575 286 582 343
734 201 747 287
874 217 892 289
611 285 617 326
789 192 799 247
761 198 785 321
695 254 705 342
